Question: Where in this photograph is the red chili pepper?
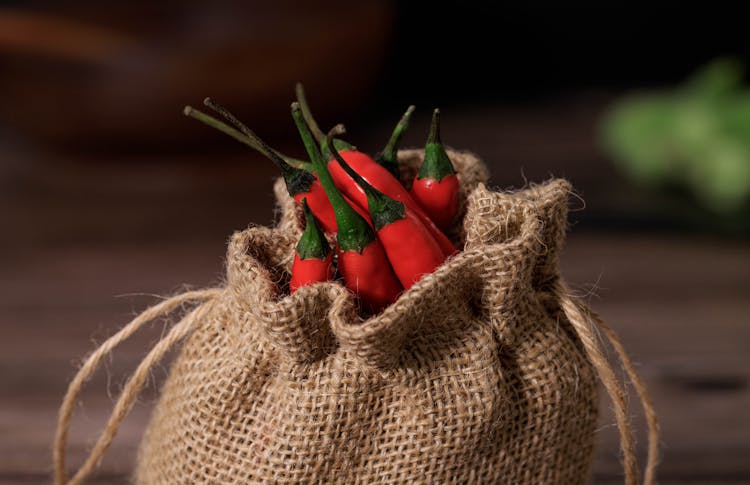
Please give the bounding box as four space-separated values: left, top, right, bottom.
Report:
327 126 446 290
374 105 415 179
292 102 402 314
290 198 334 292
411 109 459 230
328 150 458 257
294 84 458 256
183 100 341 233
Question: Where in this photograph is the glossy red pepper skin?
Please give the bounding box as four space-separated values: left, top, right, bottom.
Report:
410 173 460 230
411 109 460 233
328 150 458 256
326 134 447 291
290 252 334 292
337 244 402 314
292 178 370 234
183 101 366 235
376 211 445 289
292 103 402 313
293 179 336 233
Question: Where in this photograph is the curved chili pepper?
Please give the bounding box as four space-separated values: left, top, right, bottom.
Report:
295 84 458 256
328 151 458 256
292 102 402 314
184 100 339 233
374 105 415 179
411 109 459 230
290 199 334 292
327 126 445 289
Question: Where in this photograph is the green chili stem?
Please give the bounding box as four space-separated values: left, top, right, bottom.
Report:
326 125 373 191
427 108 442 144
295 83 326 144
326 126 405 231
382 105 415 161
183 105 308 169
297 198 331 260
291 102 372 252
203 98 300 173
418 108 456 182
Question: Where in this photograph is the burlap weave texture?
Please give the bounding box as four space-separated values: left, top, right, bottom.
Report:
134 150 600 484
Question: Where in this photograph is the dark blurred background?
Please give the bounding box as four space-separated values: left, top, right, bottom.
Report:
1 2 748 484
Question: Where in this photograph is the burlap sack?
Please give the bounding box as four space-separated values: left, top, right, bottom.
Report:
54 150 658 485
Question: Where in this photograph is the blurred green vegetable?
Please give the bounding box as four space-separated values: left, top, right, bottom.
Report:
603 58 750 212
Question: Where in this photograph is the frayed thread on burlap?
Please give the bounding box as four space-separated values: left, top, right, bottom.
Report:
53 149 658 485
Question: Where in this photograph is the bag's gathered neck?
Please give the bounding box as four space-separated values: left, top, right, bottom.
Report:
53 154 659 484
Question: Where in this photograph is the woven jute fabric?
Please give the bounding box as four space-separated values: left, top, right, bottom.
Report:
135 149 596 484
54 149 658 485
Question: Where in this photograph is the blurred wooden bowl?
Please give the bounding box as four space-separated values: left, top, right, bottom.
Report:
0 2 394 152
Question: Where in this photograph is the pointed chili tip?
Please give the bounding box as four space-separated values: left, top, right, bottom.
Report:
428 108 442 144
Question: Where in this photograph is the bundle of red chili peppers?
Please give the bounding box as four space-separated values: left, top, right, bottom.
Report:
184 85 461 314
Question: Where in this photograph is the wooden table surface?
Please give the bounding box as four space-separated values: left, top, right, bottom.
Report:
1 99 748 484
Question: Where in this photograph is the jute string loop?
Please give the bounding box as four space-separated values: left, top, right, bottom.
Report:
52 151 660 483
53 283 659 485
554 281 659 485
53 288 223 485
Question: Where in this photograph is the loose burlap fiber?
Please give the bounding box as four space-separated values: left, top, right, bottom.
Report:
54 150 658 485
